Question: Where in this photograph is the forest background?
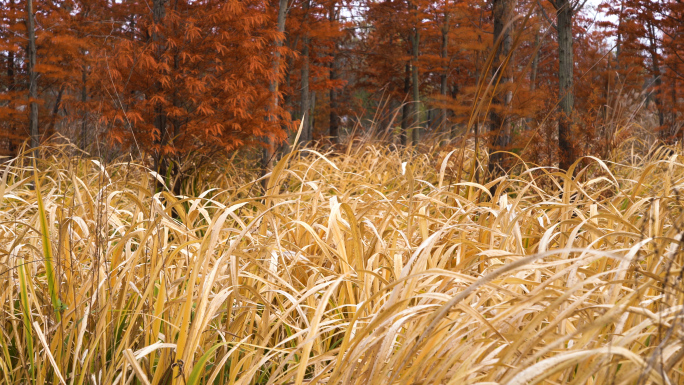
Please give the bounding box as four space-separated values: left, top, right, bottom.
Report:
1 0 683 175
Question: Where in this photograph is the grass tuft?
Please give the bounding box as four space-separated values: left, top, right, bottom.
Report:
2 140 684 384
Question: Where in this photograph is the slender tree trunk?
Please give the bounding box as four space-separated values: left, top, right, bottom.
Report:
555 0 575 170
411 28 421 145
6 0 16 154
311 91 316 133
47 86 64 139
171 53 183 195
530 32 539 93
615 0 624 68
283 49 295 150
301 39 312 145
440 11 450 134
81 67 88 150
152 0 167 179
672 64 677 139
329 3 340 145
488 0 512 175
450 83 459 139
526 32 540 131
26 0 39 150
646 22 665 139
401 62 411 147
7 53 14 92
262 0 289 172
329 64 339 144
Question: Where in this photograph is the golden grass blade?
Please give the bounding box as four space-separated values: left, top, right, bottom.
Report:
124 348 151 385
33 321 67 385
32 159 62 320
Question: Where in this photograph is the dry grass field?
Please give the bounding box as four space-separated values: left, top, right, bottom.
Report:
2 139 684 385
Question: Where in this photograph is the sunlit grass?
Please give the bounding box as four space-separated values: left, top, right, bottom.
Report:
1 139 683 384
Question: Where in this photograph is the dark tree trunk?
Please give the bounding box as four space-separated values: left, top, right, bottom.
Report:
555 0 575 171
526 32 540 131
672 64 677 138
152 0 168 188
530 32 539 93
450 83 459 139
26 0 39 150
646 22 666 139
282 50 295 151
401 62 411 147
440 11 449 134
262 0 289 173
6 0 17 155
329 4 340 145
411 28 421 145
81 67 88 151
47 86 64 139
488 0 512 176
301 39 312 145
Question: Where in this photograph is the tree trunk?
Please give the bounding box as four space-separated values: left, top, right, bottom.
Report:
488 0 512 176
555 0 575 171
329 3 340 145
262 0 289 172
530 32 539 93
646 22 665 139
47 86 64 139
6 0 16 154
26 0 39 150
440 11 450 134
301 38 312 145
411 28 421 145
81 67 88 151
526 32 540 131
401 62 411 146
282 53 296 153
672 63 677 139
152 0 167 183
450 82 459 139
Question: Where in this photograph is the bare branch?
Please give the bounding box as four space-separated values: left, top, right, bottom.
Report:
537 0 558 31
572 0 590 14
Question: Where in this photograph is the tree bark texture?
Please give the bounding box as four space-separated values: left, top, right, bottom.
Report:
26 0 39 150
411 29 421 145
646 22 666 138
401 62 411 146
81 68 88 150
329 4 340 144
555 0 575 170
440 11 450 134
488 0 512 175
262 0 289 171
301 40 312 144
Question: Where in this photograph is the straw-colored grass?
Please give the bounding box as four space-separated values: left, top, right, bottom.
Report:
2 139 684 385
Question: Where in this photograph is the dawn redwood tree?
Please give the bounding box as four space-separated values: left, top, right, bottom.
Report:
281 0 346 146
621 0 684 140
362 0 432 145
361 0 414 145
0 0 91 154
93 0 292 185
0 0 23 155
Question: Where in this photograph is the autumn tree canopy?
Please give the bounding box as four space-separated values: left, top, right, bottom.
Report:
1 0 682 172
